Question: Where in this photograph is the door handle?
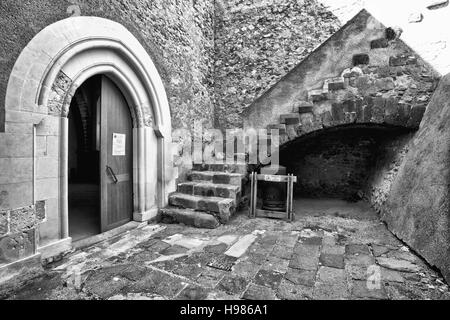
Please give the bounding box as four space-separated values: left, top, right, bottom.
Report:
106 165 119 184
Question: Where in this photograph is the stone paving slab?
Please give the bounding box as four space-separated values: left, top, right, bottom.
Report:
2 201 450 300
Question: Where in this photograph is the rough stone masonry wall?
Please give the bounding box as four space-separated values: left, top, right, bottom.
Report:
243 10 440 131
0 0 215 132
214 0 341 129
381 74 450 284
0 0 215 271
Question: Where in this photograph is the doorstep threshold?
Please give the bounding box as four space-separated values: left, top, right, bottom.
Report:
72 221 148 250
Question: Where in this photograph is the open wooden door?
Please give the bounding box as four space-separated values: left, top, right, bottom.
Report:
100 76 133 232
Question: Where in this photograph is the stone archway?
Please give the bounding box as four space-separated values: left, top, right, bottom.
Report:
4 17 176 256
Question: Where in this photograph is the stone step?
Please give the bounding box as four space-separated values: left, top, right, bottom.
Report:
192 162 247 174
188 171 245 187
267 124 287 135
160 207 220 229
293 101 314 114
280 113 300 125
177 181 241 201
168 193 235 223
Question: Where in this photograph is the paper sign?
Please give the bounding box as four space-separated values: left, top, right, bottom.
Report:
112 133 126 156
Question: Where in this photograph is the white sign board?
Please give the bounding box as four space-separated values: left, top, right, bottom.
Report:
112 133 126 156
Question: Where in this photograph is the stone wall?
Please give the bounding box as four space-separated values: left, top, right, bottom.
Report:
0 0 215 131
0 0 215 273
365 132 414 214
243 10 440 131
280 126 411 199
214 0 341 129
381 74 450 284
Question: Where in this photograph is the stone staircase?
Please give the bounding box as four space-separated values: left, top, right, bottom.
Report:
160 161 248 229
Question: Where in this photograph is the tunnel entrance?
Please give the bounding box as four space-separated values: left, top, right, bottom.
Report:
279 124 414 210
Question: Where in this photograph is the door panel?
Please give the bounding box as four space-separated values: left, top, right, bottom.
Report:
100 76 133 232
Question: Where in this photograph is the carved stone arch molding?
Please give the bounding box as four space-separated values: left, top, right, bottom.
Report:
4 17 176 252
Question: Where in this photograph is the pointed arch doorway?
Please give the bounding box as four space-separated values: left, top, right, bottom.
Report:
68 75 134 241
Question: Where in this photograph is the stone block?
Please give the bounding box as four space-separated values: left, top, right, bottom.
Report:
320 253 345 269
320 111 333 127
293 101 314 114
317 266 346 284
372 97 386 123
0 229 36 265
35 116 60 136
0 182 33 210
0 133 33 158
308 89 325 102
350 280 387 299
46 136 59 157
35 201 46 222
36 157 59 179
427 0 449 10
353 54 370 66
284 268 316 287
331 103 345 122
384 97 401 125
280 113 300 125
389 54 418 67
345 244 371 255
328 77 345 90
35 178 59 200
0 211 8 236
407 105 426 128
9 205 36 233
254 269 283 290
169 193 235 223
290 244 320 271
0 158 33 184
375 77 395 91
370 38 389 49
241 283 277 300
277 279 313 300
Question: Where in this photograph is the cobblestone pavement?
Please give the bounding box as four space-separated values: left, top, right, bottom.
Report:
2 199 449 300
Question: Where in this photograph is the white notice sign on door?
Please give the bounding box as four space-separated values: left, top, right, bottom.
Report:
112 133 126 156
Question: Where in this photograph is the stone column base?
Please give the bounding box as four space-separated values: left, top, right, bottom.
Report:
133 208 159 223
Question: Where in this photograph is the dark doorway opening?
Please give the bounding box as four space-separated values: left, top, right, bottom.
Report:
279 124 415 220
68 76 102 241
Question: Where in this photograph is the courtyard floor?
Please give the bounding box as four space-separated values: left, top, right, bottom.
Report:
2 199 449 300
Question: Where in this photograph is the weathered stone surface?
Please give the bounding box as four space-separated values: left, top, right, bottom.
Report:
370 38 389 49
217 275 248 295
284 268 316 287
160 207 220 229
320 253 345 269
382 74 450 284
242 284 277 300
350 280 387 300
204 243 228 254
345 244 370 256
371 244 392 257
168 193 235 223
176 285 209 300
299 236 322 246
254 269 283 290
290 244 320 271
277 279 313 300
0 229 36 265
376 257 421 273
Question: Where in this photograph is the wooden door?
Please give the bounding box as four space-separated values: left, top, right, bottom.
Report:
100 76 133 232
